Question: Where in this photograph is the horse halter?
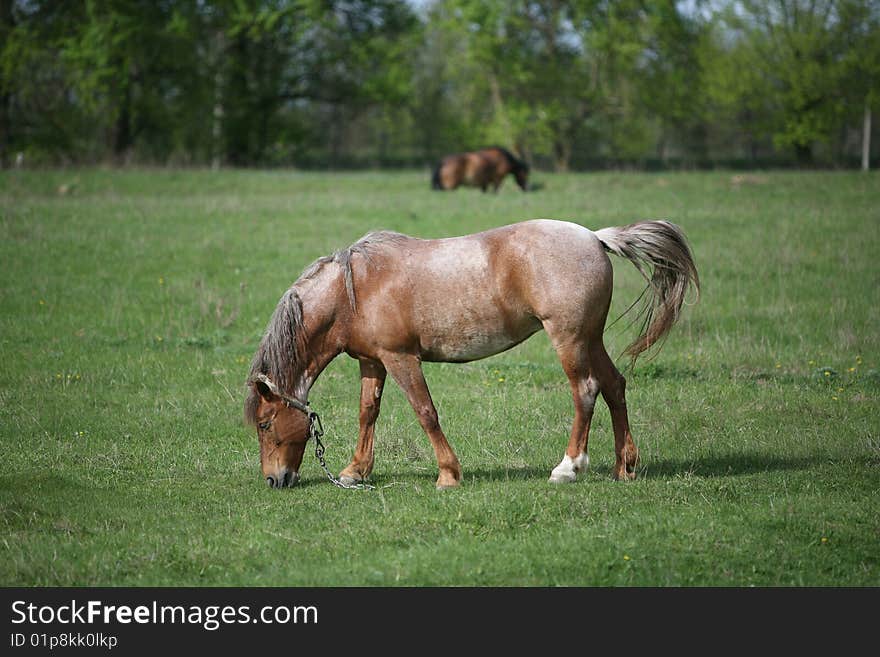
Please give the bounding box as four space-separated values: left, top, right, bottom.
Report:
250 373 373 490
252 373 312 415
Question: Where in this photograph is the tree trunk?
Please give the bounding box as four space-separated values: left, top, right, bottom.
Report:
0 89 9 169
656 133 667 163
794 142 813 166
863 102 872 172
254 40 271 165
377 117 389 166
0 0 15 168
113 74 133 163
225 35 250 166
212 69 223 170
212 31 225 171
690 123 709 166
488 72 512 146
553 138 570 172
329 105 343 166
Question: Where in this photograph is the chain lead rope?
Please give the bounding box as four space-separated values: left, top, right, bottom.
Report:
253 374 374 490
309 411 374 491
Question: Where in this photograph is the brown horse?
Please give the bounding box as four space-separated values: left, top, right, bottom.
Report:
245 220 699 489
432 147 529 192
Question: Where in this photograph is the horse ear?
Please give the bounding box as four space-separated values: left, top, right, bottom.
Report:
253 379 279 403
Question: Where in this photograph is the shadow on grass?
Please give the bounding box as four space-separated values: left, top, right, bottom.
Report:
219 449 878 491
462 455 817 483
639 453 819 478
466 466 551 482
305 466 552 488
274 475 337 490
382 452 835 485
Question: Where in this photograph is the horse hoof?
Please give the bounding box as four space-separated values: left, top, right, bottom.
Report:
339 474 362 486
549 453 588 483
548 472 577 484
435 476 460 490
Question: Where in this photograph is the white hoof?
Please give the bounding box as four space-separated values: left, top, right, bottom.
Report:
338 474 362 486
548 452 589 484
548 470 577 484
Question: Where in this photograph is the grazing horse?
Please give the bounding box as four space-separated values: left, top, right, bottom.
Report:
245 220 699 489
432 147 529 192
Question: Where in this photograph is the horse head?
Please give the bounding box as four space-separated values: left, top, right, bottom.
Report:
513 161 530 191
248 376 312 488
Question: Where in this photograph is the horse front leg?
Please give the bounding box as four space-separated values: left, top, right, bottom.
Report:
383 353 462 489
339 359 386 485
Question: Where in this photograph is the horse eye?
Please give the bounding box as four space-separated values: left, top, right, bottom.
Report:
258 421 271 431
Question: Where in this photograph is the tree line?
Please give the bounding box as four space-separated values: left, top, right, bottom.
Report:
1 0 877 170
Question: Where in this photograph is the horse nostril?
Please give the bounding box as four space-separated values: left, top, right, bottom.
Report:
266 476 276 488
281 471 291 488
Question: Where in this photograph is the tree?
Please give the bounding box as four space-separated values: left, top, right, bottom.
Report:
214 0 418 165
429 0 596 170
0 0 15 165
701 11 776 163
837 0 880 170
637 0 711 163
0 1 91 162
722 1 852 164
0 0 874 169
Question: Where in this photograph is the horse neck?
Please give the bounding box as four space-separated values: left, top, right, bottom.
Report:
290 267 349 401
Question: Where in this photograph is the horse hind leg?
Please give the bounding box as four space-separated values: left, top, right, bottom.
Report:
548 338 599 484
592 342 639 480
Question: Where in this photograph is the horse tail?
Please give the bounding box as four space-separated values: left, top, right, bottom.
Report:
594 221 700 360
431 162 444 190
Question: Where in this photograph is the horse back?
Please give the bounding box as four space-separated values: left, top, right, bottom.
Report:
475 148 513 177
345 221 611 362
436 149 511 189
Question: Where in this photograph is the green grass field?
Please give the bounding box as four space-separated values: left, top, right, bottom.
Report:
1 169 877 586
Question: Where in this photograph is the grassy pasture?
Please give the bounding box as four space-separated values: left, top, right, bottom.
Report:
0 168 877 586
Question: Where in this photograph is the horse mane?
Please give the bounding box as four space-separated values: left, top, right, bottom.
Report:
298 230 410 311
488 146 529 173
245 230 410 425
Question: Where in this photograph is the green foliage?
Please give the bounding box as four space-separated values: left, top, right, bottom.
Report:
838 0 880 116
714 0 869 162
0 0 877 167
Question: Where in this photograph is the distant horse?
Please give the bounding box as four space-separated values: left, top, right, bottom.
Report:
432 147 529 192
246 220 699 489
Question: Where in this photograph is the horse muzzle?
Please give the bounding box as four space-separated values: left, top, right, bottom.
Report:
265 469 300 489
